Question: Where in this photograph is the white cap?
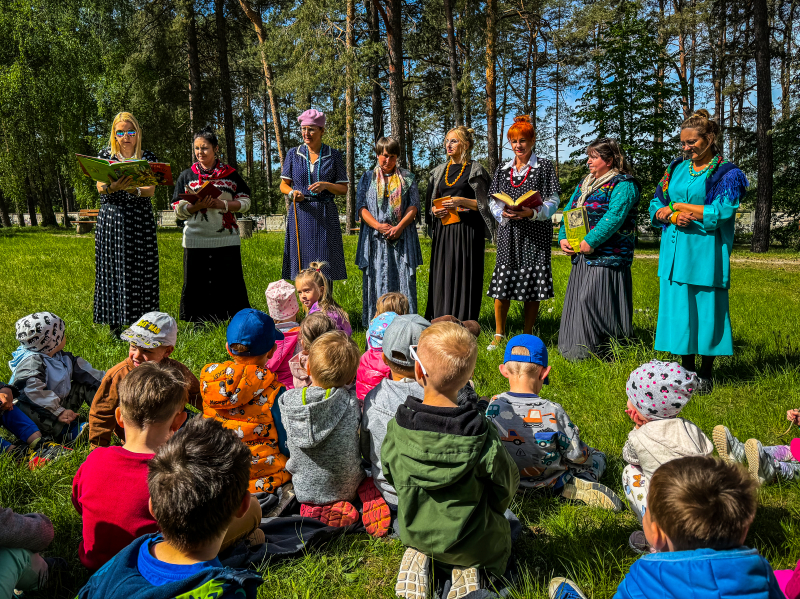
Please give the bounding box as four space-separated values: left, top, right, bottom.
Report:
120 312 178 348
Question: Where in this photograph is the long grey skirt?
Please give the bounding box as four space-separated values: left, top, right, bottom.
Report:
558 255 633 361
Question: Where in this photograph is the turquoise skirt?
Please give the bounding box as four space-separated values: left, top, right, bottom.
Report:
654 278 733 356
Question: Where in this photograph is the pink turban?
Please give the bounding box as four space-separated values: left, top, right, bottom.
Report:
298 109 326 128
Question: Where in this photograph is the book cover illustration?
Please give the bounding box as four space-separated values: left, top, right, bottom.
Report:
76 154 174 187
563 206 589 252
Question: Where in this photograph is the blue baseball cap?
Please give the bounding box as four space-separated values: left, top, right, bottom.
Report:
226 309 284 356
503 334 549 384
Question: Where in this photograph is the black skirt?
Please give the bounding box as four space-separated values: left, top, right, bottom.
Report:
557 254 633 361
180 245 250 323
424 210 486 321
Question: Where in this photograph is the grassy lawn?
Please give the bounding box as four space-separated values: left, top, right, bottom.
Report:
0 226 799 599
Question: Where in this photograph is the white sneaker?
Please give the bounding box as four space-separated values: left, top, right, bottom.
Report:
713 425 745 464
395 547 430 599
745 439 776 485
487 334 504 351
447 567 480 599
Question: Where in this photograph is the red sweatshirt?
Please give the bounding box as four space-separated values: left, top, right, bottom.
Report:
71 446 157 571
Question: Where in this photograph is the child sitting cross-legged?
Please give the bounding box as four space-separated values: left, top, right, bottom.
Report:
265 279 302 389
201 308 291 498
10 312 105 444
622 360 713 553
548 456 785 599
383 322 520 599
89 311 202 449
76 417 263 599
72 362 190 571
280 331 391 536
288 312 337 389
487 334 623 511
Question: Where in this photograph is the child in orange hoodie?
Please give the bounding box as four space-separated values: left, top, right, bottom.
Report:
201 309 291 494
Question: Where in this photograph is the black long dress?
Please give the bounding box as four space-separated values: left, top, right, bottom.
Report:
424 163 486 322
93 148 160 329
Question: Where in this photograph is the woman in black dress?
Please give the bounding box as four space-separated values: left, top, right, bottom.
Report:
424 126 494 322
94 111 159 336
172 127 252 323
487 115 561 350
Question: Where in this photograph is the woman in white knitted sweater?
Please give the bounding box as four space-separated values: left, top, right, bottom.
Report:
172 127 252 323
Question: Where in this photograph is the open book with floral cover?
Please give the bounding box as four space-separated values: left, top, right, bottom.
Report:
76 154 174 186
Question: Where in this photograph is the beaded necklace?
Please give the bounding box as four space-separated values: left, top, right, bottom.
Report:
509 161 532 188
444 159 467 186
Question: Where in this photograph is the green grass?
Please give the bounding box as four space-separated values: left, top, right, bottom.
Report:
0 227 799 598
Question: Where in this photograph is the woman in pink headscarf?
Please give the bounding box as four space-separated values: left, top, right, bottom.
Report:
279 109 349 282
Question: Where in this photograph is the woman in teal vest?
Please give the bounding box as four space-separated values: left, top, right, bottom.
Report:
649 109 748 393
558 138 641 361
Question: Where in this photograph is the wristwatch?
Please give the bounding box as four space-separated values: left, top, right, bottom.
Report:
136 187 142 197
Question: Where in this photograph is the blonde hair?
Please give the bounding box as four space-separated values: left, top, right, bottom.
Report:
295 261 349 325
503 346 543 378
445 126 475 163
375 292 409 319
108 112 142 159
681 109 721 156
299 312 337 351
308 331 360 388
417 322 476 392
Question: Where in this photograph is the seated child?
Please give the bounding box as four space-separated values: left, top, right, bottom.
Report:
487 335 622 511
265 279 302 389
374 291 409 319
0 506 65 598
356 311 398 401
9 312 105 443
201 308 291 495
76 417 263 599
280 331 389 535
72 362 189 571
713 408 800 484
548 456 784 599
89 311 201 448
294 261 352 336
361 314 429 507
383 322 519 598
622 360 713 551
1 381 69 468
288 312 337 389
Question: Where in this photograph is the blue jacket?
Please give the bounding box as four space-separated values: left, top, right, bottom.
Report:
77 533 262 599
614 547 784 599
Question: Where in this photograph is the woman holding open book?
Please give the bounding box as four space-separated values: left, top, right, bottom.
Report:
557 138 641 361
423 126 495 322
355 137 422 327
94 111 159 336
172 126 252 323
486 116 561 350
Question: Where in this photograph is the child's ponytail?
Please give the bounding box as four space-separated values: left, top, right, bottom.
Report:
296 262 350 325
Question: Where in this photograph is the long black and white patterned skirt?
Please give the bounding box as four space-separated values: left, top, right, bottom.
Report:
487 218 554 302
93 198 159 327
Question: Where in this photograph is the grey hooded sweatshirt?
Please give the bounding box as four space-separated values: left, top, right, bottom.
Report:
361 378 425 506
279 385 365 505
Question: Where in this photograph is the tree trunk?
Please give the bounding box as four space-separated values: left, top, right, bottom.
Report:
751 0 774 253
244 86 254 178
187 0 202 135
365 0 384 142
345 0 357 234
780 0 795 119
0 187 11 228
485 0 498 174
57 173 71 227
216 0 237 168
35 167 57 227
239 0 286 167
262 90 272 192
376 0 406 167
443 0 462 126
26 176 38 227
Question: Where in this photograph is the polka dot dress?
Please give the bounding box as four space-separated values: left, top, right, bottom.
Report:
487 158 560 302
93 148 160 327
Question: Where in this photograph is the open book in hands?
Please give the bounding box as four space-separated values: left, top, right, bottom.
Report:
178 181 222 205
491 190 543 211
76 154 173 186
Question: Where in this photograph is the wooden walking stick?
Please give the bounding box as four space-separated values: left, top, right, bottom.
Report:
293 192 302 273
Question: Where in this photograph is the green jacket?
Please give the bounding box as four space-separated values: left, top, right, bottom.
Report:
382 417 519 576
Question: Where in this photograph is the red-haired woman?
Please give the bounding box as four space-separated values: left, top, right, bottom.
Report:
486 116 561 350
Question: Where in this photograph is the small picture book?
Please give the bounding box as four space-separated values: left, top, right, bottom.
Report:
563 206 589 251
178 181 222 204
491 190 543 211
76 154 173 186
433 197 461 225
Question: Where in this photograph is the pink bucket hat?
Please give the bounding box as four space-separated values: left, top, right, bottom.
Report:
265 280 299 322
298 109 326 128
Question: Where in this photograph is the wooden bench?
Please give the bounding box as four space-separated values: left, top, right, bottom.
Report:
74 209 100 233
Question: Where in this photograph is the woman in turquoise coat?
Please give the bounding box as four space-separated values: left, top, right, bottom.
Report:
650 109 748 392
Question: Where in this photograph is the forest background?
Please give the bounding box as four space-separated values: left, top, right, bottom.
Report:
0 0 799 250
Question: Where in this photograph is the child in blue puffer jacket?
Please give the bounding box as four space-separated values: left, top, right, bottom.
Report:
548 455 784 599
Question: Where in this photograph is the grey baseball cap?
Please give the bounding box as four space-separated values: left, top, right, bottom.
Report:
121 312 178 348
382 314 431 367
